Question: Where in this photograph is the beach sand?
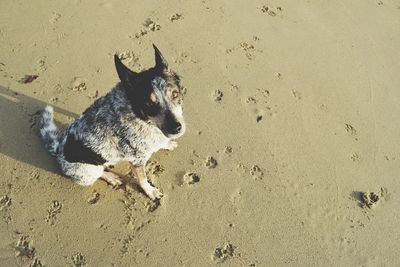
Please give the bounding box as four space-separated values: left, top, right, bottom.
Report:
1 0 400 266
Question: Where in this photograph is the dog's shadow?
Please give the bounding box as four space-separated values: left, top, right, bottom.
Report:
0 85 78 174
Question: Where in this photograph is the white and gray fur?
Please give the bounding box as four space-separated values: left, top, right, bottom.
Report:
39 45 185 200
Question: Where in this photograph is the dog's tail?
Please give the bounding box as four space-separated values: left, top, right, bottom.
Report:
39 105 60 156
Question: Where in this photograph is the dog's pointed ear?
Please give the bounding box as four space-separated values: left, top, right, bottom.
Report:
114 54 138 84
153 44 168 71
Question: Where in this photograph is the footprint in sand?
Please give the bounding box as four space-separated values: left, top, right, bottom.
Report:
146 160 165 177
45 200 62 225
117 50 140 68
70 77 87 92
345 123 359 141
169 13 183 22
129 18 161 40
49 96 59 103
212 243 236 263
50 12 61 24
384 155 395 161
240 42 256 60
250 165 263 180
146 200 161 212
224 146 233 154
87 191 100 205
130 29 148 39
212 90 223 102
260 5 282 16
291 89 302 100
345 123 357 135
350 153 360 162
352 187 387 209
245 96 257 104
237 163 248 174
182 172 200 185
71 252 86 267
36 58 46 73
143 18 161 32
205 156 218 168
87 90 99 100
0 195 11 211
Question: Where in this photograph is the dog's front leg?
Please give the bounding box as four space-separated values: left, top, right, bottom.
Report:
130 163 163 200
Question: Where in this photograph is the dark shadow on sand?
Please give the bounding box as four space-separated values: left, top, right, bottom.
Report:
0 85 78 174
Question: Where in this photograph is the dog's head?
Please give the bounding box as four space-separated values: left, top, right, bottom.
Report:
114 45 185 139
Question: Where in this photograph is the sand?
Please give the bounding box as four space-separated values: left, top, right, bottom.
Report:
1 0 400 266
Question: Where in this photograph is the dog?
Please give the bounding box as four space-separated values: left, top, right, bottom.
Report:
39 45 186 200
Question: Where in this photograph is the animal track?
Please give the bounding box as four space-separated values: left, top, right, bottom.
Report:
146 160 165 177
224 146 233 154
45 200 62 225
129 18 161 40
71 77 87 91
205 156 218 168
71 252 86 267
143 18 161 31
345 123 357 136
240 42 256 60
0 195 11 210
87 191 100 205
87 90 99 99
250 165 263 180
212 243 236 263
352 188 387 209
146 199 161 212
130 29 149 39
169 13 183 22
240 42 255 51
120 234 135 254
212 90 223 102
260 5 282 16
245 96 257 104
351 153 360 162
117 50 140 68
291 89 302 100
36 58 46 73
183 172 200 185
50 12 61 24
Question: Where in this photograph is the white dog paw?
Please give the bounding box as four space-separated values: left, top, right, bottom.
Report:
142 184 164 200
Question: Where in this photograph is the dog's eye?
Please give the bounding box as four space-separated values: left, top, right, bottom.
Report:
171 90 179 100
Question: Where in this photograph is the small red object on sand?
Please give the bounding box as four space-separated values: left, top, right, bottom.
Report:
20 75 38 84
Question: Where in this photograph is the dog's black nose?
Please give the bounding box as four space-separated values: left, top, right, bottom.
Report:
170 122 182 134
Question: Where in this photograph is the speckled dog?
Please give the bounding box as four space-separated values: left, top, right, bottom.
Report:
39 45 185 200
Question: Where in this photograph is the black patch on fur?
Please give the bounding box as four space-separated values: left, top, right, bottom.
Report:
121 68 160 120
64 134 106 165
